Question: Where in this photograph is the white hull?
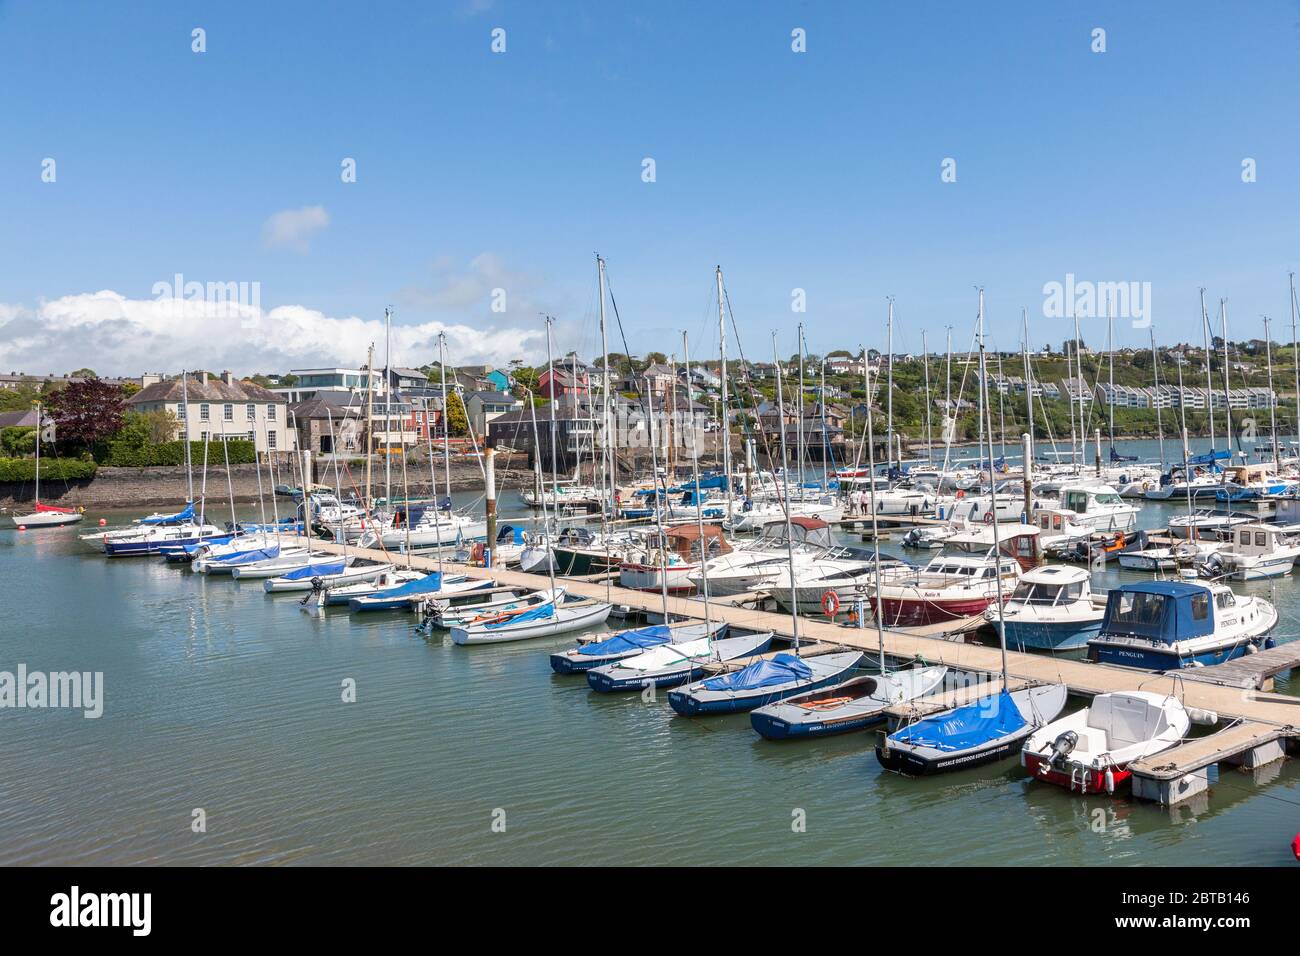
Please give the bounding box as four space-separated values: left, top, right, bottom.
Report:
265 562 393 592
11 510 83 528
451 598 613 644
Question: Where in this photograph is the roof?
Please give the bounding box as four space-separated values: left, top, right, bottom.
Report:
1114 580 1205 598
129 374 286 405
291 396 365 420
789 517 829 530
463 390 519 405
1021 565 1090 584
0 410 44 428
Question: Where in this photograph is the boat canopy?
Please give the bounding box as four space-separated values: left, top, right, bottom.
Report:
578 624 673 657
279 560 346 581
1187 450 1232 466
1099 581 1214 644
484 599 555 629
375 572 445 598
889 691 1027 753
139 502 195 525
699 653 811 692
211 545 280 564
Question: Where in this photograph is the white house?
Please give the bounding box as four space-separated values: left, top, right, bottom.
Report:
128 371 294 453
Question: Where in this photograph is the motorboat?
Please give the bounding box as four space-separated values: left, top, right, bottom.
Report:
985 565 1105 651
750 665 948 740
1086 580 1278 669
1196 523 1300 581
1022 691 1192 795
1054 484 1139 534
690 517 834 596
1167 510 1254 540
766 547 907 615
619 524 729 593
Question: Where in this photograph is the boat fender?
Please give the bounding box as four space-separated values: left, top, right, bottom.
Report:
1103 767 1115 794
1292 832 1300 862
1245 643 1258 655
1186 707 1218 726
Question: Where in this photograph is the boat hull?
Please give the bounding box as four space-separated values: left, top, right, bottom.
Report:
750 707 886 740
668 668 853 716
1087 638 1268 670
874 729 1032 776
451 601 612 645
870 595 993 627
1021 752 1133 794
1001 619 1102 652
11 510 83 528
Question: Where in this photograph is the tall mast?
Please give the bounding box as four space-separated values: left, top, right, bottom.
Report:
1264 315 1280 466
180 372 193 503
597 256 613 532
1220 299 1234 457
1200 288 1216 454
941 325 953 474
438 332 452 519
885 299 894 470
976 288 1009 684
717 265 732 520
922 330 933 466
1021 309 1033 473
682 331 712 639
384 306 393 504
772 331 801 649
644 376 671 623
364 344 375 512
1291 272 1300 459
33 400 40 505
544 318 558 519
1107 293 1116 456
860 342 888 676
1066 314 1077 469
1150 326 1166 470
796 323 806 490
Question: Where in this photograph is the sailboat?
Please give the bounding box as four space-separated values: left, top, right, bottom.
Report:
549 620 727 674
875 289 1068 775
10 402 83 528
668 651 864 716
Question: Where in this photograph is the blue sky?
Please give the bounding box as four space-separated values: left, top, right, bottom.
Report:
3 1 1300 375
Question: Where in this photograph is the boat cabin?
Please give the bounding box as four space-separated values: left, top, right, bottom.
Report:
1008 565 1091 606
754 516 834 550
943 525 1042 570
1098 581 1216 644
1223 522 1298 556
652 524 732 561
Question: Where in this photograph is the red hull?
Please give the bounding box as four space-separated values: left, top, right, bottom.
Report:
869 595 993 627
1023 752 1132 794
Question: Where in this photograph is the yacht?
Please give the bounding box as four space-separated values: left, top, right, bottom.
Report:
985 565 1104 651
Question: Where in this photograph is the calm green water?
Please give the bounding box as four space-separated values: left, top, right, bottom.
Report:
2 447 1299 866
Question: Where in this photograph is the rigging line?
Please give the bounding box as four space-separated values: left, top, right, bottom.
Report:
723 284 780 477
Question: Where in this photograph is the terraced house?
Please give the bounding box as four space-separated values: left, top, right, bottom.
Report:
127 371 293 452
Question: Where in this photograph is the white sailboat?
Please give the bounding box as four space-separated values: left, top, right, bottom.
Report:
10 403 83 528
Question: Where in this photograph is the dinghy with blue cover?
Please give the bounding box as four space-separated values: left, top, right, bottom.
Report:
874 683 1068 776
1085 580 1277 669
668 651 863 716
159 533 237 562
306 568 431 608
230 551 350 580
750 665 948 740
264 560 392 593
549 620 727 674
586 631 773 693
194 541 289 573
450 588 613 645
349 571 485 611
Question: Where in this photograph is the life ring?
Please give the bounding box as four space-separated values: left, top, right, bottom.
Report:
820 590 841 616
983 512 994 525
955 490 966 499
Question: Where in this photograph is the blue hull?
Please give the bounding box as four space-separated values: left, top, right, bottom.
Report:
348 595 414 612
550 647 647 674
1002 619 1102 652
107 535 218 557
750 709 886 740
1089 639 1265 670
668 672 849 716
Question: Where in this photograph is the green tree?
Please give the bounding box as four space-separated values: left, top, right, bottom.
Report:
444 391 469 437
0 426 35 456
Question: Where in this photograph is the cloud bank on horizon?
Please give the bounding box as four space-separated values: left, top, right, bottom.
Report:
0 290 545 378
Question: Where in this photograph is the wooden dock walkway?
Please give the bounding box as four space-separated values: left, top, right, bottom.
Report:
1177 643 1300 691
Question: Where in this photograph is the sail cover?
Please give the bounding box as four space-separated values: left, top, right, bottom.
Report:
140 502 195 525
700 653 811 692
485 600 555 629
579 624 673 657
375 572 444 598
1187 450 1231 466
279 560 346 581
889 691 1027 752
212 545 280 564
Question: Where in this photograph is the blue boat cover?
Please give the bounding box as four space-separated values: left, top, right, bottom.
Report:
214 545 281 564
374 572 443 598
578 624 673 657
1187 449 1231 466
699 653 811 692
888 691 1027 752
1109 448 1138 462
280 560 346 581
485 600 555 629
1099 581 1214 644
140 502 195 525
496 524 525 545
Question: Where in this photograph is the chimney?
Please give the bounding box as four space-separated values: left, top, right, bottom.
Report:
201 371 209 385
221 370 234 385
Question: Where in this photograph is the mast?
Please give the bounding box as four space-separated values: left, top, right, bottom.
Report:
941 325 953 474
717 265 732 521
922 330 933 466
1291 273 1300 460
427 382 444 577
976 288 1010 685
1107 293 1116 457
180 372 193 503
1065 315 1077 469
525 391 558 596
383 306 393 505
682 331 712 639
219 416 236 532
33 400 40 505
597 256 613 536
1200 288 1216 455
1264 315 1280 466
1150 326 1166 470
364 344 375 512
644 376 671 623
885 299 894 471
1020 309 1034 476
544 317 558 521
326 408 349 563
796 323 806 490
1073 311 1083 470
1221 299 1234 458
772 331 801 649
438 332 452 520
859 342 888 676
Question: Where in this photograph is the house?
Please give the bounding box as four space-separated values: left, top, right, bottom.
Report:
539 366 586 400
270 367 388 404
464 390 523 436
484 368 511 392
290 394 366 456
128 371 293 453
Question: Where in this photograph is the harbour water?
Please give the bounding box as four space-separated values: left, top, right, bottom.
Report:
2 441 1299 866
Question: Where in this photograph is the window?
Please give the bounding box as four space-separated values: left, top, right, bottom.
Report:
268 431 277 449
176 403 187 420
200 404 210 421
1255 532 1267 547
1240 531 1251 545
247 404 256 421
1191 593 1209 620
247 431 255 442
223 404 233 421
268 404 277 421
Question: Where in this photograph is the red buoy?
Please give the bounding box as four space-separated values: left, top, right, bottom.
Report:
1292 832 1300 862
17 525 26 532
99 518 107 526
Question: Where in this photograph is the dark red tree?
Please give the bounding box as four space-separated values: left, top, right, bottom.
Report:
47 379 128 451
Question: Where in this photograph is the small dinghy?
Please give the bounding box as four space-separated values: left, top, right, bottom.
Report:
668 651 864 717
231 552 351 580
586 632 774 693
263 560 393 593
875 683 1068 776
549 620 727 674
306 568 432 607
450 589 613 645
420 587 545 630
1021 691 1191 795
348 571 486 612
194 540 297 573
751 665 948 740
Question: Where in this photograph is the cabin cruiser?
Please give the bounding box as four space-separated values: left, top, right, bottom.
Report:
868 525 1038 627
766 547 906 615
1032 507 1096 555
619 524 729 593
1053 485 1138 534
1021 691 1192 795
1116 539 1218 573
722 494 842 533
1212 462 1297 503
689 517 832 595
984 565 1104 651
1144 455 1230 500
1086 580 1277 669
1195 523 1300 581
1167 509 1254 540
521 482 604 509
549 525 645 575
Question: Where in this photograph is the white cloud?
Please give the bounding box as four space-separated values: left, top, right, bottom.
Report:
261 205 330 253
0 290 546 378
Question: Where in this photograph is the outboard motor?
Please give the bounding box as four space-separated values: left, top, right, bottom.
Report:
1046 730 1079 770
1200 552 1224 580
